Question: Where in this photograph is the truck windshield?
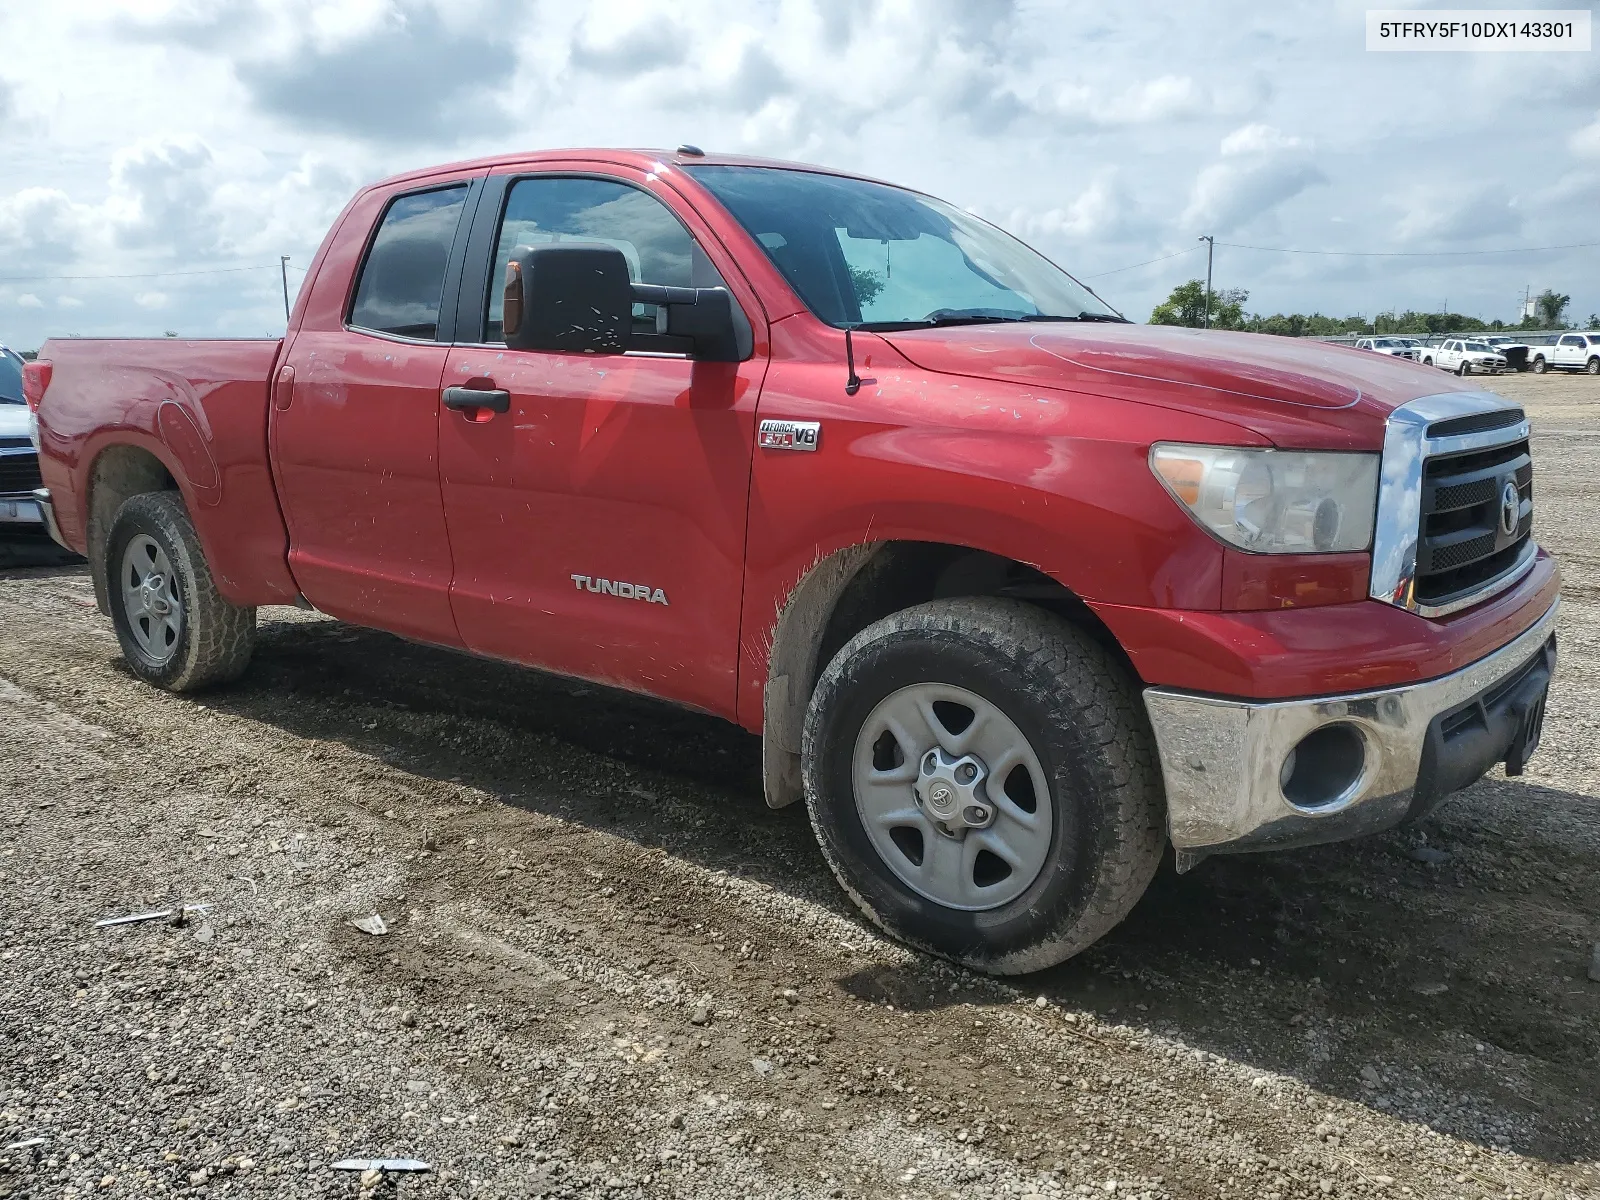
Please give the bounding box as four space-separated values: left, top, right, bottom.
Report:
685 165 1122 329
0 351 23 404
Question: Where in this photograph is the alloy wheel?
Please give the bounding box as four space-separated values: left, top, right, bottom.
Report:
120 533 184 664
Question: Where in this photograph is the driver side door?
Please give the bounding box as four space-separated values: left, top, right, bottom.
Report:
435 167 768 717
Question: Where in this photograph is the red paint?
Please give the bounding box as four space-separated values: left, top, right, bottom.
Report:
1093 550 1559 699
32 149 1558 728
33 338 298 607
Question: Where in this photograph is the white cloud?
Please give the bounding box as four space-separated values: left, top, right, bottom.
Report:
134 292 170 310
1220 123 1304 156
58 297 85 308
1182 125 1324 233
17 294 44 308
1392 183 1521 242
1045 75 1218 130
1573 113 1600 159
1006 172 1148 244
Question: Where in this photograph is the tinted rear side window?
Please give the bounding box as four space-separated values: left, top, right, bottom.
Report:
349 186 469 340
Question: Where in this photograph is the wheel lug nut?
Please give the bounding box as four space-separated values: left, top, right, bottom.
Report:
963 805 989 825
958 764 976 783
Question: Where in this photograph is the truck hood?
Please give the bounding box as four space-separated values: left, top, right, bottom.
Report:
877 322 1487 451
0 402 31 440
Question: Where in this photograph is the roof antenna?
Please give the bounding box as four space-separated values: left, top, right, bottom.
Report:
844 326 862 395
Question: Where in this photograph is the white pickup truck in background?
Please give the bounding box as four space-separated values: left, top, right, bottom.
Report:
1475 335 1532 371
1421 338 1510 376
1527 332 1600 375
1354 336 1420 360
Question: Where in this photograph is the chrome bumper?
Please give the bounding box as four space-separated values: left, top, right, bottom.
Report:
29 487 69 549
1143 598 1559 859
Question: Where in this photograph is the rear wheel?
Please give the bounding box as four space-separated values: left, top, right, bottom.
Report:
1531 355 1547 374
1587 356 1599 376
801 598 1165 975
106 491 256 691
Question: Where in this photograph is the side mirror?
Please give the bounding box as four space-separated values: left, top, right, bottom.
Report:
634 283 744 363
503 243 632 354
502 243 748 362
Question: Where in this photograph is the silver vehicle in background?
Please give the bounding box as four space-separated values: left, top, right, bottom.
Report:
1355 336 1420 360
0 345 49 539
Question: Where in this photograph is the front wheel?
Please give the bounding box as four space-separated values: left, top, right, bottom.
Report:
801 598 1165 975
1422 356 1434 367
1587 357 1600 376
1457 360 1472 376
1531 356 1547 374
106 491 257 691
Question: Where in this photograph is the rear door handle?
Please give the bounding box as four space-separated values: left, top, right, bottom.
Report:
442 386 510 413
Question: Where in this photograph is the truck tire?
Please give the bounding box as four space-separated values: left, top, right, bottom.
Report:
106 491 256 691
1587 356 1599 376
1457 360 1472 376
1422 355 1434 367
801 598 1165 975
1531 355 1547 374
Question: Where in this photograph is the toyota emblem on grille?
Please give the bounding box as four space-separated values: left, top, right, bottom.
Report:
1499 479 1519 537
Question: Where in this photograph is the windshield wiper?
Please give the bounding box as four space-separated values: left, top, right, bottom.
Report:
856 310 1129 331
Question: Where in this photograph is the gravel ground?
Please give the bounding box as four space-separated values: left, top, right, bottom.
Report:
0 372 1596 1200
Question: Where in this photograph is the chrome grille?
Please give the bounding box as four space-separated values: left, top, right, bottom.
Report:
1415 438 1532 607
1370 393 1538 618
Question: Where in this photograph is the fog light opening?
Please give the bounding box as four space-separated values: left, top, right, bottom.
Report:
1279 723 1367 812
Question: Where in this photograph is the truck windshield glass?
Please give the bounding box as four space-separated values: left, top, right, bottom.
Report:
349 185 469 340
0 351 22 404
685 165 1120 329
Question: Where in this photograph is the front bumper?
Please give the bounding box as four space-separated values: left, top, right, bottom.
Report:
1143 597 1558 858
0 492 47 533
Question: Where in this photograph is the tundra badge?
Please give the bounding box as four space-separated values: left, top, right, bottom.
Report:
758 419 821 452
571 575 669 606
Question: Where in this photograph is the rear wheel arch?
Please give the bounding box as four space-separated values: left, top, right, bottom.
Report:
85 443 179 615
760 540 1141 809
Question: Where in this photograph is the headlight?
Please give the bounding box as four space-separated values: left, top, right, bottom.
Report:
1150 444 1379 554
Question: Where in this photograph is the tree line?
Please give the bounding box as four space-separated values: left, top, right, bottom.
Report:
1147 281 1598 335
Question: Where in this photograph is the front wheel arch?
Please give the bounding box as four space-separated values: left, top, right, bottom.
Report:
760 541 1138 810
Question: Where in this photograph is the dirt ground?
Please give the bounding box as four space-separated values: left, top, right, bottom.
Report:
0 372 1596 1200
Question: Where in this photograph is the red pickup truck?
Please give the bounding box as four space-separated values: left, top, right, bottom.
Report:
26 148 1558 974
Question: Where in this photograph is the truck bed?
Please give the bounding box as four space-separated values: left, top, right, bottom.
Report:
34 337 300 607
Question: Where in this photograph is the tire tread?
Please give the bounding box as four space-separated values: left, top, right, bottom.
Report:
802 598 1165 975
108 491 256 691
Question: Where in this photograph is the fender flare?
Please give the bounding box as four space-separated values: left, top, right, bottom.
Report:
760 543 882 809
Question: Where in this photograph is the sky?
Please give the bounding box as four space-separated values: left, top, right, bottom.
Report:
1 0 1597 350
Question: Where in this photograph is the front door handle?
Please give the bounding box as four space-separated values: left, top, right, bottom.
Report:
442 386 510 413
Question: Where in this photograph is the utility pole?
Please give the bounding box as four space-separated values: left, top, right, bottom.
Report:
280 256 292 323
1198 235 1215 329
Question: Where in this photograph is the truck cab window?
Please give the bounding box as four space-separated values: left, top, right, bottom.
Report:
349 185 469 340
485 177 723 344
